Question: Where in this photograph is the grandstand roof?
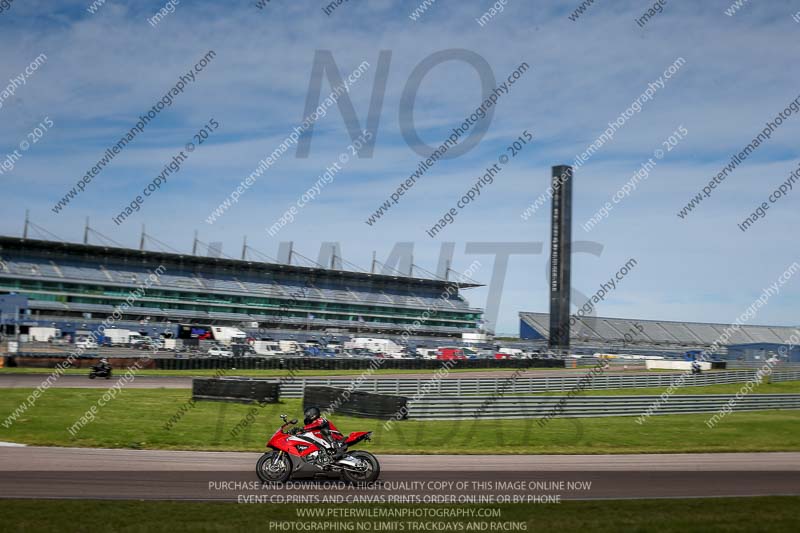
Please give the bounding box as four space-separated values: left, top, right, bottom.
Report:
519 311 800 347
0 235 482 290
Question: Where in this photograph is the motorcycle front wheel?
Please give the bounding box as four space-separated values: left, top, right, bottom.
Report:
341 451 380 483
256 451 292 483
88 373 96 379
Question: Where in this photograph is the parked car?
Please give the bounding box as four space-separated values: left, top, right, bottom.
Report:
137 338 165 350
207 346 233 357
417 348 438 360
232 344 257 357
303 346 337 357
436 347 467 360
75 337 98 350
341 348 374 358
130 336 150 347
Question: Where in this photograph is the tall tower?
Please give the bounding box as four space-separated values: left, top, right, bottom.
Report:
549 165 573 351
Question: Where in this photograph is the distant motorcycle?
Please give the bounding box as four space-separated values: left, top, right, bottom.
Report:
256 414 379 483
89 365 112 379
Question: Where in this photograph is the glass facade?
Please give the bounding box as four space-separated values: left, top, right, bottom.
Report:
0 255 482 337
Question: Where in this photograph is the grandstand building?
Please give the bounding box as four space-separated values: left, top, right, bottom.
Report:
520 311 800 359
0 236 483 341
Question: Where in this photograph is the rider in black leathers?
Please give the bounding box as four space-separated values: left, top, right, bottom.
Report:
93 358 112 375
295 406 345 459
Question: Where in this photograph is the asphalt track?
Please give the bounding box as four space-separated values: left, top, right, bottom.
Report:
0 446 797 502
0 369 655 389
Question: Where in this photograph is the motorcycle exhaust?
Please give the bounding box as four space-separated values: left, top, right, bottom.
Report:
333 456 366 471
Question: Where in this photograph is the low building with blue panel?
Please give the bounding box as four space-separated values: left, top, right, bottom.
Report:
520 311 800 358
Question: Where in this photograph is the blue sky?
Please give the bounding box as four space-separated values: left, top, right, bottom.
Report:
1 0 799 334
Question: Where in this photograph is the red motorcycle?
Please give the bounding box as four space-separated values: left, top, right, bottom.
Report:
256 414 380 483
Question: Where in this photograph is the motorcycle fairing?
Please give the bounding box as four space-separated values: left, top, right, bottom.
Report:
345 431 371 445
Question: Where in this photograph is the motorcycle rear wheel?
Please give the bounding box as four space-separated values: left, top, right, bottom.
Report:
256 451 292 483
341 451 380 483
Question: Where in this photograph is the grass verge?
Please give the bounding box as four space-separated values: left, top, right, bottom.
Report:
1 497 798 533
1 388 799 454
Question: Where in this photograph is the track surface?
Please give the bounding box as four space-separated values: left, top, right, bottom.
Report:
0 447 797 501
0 369 654 389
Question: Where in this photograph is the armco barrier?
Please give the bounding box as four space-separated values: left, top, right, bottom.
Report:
727 361 800 371
192 378 280 404
406 394 800 419
770 371 800 382
277 371 800 398
577 358 646 369
303 386 408 420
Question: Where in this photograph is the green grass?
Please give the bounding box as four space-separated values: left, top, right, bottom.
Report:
2 388 799 454
2 497 799 532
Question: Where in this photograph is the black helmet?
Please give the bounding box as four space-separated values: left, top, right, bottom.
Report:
304 406 321 425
